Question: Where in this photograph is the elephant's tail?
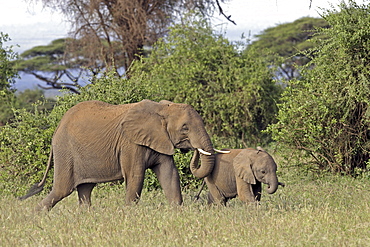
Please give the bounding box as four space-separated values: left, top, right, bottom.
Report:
18 146 53 200
193 180 206 202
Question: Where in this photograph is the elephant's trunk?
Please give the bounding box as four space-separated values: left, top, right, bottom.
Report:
190 149 215 179
266 176 279 194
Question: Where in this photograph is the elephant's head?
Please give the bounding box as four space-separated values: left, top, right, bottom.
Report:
121 100 215 177
233 148 279 194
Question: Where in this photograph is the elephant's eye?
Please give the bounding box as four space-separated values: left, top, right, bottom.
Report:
260 170 266 174
181 124 189 132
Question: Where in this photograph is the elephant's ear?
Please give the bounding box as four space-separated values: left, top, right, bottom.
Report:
121 100 174 155
233 150 256 184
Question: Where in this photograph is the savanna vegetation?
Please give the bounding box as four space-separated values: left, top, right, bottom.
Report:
1 0 370 245
1 163 369 246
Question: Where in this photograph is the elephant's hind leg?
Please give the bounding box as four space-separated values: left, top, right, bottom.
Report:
36 189 73 211
77 183 96 206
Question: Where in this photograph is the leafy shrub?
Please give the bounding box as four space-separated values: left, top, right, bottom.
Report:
0 106 55 195
1 89 56 125
267 1 370 174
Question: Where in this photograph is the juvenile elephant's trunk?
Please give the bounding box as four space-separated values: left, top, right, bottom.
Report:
190 149 215 179
266 176 279 194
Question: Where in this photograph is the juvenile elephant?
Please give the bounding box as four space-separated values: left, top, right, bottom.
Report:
20 100 216 210
190 147 284 205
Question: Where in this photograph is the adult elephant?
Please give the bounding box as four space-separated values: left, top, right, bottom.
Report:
191 147 284 205
20 100 216 210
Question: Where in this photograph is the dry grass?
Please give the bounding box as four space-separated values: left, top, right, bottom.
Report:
1 168 370 246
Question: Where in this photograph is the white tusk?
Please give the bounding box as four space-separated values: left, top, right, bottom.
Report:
214 149 231 154
197 148 212 156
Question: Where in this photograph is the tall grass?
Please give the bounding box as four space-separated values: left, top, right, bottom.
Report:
1 165 369 246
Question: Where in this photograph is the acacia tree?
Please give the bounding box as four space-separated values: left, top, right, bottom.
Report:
34 0 233 78
250 17 329 81
16 39 84 94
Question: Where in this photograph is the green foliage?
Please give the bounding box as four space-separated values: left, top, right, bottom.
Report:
0 33 19 125
15 89 55 111
0 32 18 92
268 1 370 174
0 107 56 195
130 14 282 146
0 89 56 125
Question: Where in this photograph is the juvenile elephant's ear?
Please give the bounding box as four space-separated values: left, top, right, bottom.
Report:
121 100 174 155
233 150 256 184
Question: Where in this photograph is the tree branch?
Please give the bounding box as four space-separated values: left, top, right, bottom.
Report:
31 72 81 94
215 0 236 25
37 83 81 95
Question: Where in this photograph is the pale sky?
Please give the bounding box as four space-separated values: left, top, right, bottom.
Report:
1 0 366 53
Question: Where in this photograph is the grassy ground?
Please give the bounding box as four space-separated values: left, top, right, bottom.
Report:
1 165 370 246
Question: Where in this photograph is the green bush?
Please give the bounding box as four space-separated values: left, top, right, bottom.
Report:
267 0 370 174
0 106 55 195
1 89 56 125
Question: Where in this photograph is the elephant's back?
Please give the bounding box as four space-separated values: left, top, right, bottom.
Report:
53 100 131 142
216 149 245 161
61 101 130 123
67 100 125 114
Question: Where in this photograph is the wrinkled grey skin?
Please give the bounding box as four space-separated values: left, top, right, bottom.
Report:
20 100 215 211
191 148 284 205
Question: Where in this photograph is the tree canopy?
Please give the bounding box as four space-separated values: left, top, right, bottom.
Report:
33 0 232 78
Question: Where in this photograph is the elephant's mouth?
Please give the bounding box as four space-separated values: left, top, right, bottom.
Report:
174 138 191 149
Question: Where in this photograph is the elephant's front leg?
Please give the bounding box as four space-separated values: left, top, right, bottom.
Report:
236 177 257 203
124 170 145 205
151 155 183 205
252 181 262 201
120 152 146 205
